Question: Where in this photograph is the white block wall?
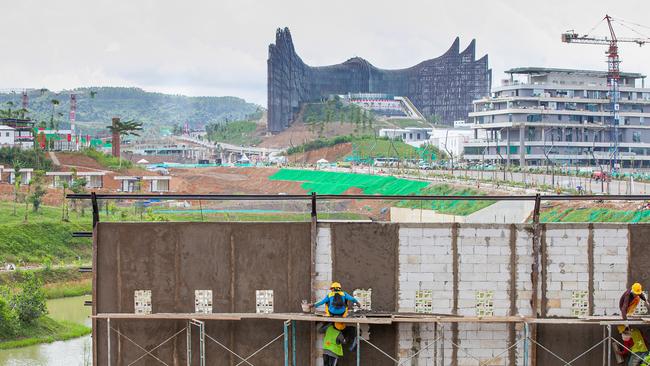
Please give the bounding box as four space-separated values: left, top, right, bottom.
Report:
593 226 628 315
544 227 590 317
315 226 332 366
317 223 630 365
457 227 511 366
398 227 454 313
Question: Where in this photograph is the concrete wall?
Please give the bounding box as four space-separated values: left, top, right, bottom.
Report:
94 221 645 366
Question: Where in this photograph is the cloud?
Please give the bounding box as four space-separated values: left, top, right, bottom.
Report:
1 0 649 105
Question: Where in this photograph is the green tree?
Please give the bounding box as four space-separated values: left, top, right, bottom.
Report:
61 180 69 221
27 170 47 213
10 273 47 324
49 99 60 130
12 166 21 216
0 294 19 337
70 176 88 215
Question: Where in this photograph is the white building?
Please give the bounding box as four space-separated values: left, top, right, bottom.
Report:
77 171 106 189
142 176 171 192
379 127 475 158
46 171 73 188
9 168 33 185
428 129 475 158
0 125 15 146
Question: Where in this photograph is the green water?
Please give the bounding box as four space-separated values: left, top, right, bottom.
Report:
0 295 92 366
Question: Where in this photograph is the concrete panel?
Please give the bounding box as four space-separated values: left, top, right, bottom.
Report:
536 324 605 366
628 224 650 289
331 222 399 366
94 222 311 366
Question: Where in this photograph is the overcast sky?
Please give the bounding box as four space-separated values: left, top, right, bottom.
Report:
1 0 650 105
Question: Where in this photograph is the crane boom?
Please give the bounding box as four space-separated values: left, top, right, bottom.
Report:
561 15 649 172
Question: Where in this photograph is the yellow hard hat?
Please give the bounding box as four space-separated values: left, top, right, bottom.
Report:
334 322 346 330
330 282 342 290
632 283 643 295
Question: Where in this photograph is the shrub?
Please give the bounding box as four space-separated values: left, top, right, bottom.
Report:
0 291 19 338
10 273 47 324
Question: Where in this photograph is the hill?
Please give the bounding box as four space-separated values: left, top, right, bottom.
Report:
0 87 261 133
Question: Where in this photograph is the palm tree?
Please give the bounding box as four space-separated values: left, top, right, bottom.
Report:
107 119 143 138
106 119 143 166
50 99 60 129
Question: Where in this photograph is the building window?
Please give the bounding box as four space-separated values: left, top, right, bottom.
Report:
508 114 512 122
633 132 641 143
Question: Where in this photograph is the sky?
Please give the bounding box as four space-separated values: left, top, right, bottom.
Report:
1 0 650 106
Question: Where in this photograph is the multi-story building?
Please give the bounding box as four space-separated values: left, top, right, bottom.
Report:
463 67 650 168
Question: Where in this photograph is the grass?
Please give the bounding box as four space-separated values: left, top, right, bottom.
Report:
43 278 92 299
0 201 91 265
0 268 91 296
387 119 428 128
0 316 91 350
540 207 650 223
83 148 133 170
206 120 261 146
396 184 495 216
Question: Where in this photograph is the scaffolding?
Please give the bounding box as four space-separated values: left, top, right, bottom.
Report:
69 192 650 365
93 312 650 366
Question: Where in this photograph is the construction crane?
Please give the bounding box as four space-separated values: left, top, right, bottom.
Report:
562 14 650 172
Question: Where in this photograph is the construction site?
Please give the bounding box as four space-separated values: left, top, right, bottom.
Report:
70 191 650 366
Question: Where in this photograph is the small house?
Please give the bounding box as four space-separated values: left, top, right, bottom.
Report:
77 171 106 189
46 171 74 188
0 125 15 146
9 168 33 185
114 176 141 193
142 176 171 192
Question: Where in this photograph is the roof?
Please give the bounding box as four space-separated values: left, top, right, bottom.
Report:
76 171 107 176
0 125 14 130
505 67 646 79
141 176 171 180
46 171 73 176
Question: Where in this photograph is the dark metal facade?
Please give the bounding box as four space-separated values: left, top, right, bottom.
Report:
267 27 492 133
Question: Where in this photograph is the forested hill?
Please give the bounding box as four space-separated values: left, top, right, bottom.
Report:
0 87 261 130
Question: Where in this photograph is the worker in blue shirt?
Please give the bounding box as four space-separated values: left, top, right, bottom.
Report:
311 282 359 317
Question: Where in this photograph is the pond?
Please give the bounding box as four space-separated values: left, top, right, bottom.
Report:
0 295 92 366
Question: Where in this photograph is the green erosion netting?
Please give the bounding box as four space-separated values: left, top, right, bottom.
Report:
396 184 494 216
269 169 492 215
540 208 650 223
269 169 429 195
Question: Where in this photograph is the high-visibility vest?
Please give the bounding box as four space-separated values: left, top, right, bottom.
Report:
631 329 649 354
323 326 343 357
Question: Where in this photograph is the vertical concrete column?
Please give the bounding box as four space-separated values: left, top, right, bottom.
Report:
519 124 526 167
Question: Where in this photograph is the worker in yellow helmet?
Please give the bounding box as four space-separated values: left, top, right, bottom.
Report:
620 283 650 320
319 322 348 366
617 328 650 366
311 282 359 317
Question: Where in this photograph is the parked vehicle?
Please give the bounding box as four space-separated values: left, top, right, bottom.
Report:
591 171 611 182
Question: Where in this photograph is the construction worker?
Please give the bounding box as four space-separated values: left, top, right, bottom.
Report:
617 328 650 366
320 322 348 366
620 283 650 320
311 282 359 317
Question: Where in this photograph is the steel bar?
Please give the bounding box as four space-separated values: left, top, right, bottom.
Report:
73 231 93 237
67 193 650 201
607 325 612 366
356 323 360 366
107 318 111 366
523 322 529 366
291 320 296 366
186 320 191 366
284 321 289 366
